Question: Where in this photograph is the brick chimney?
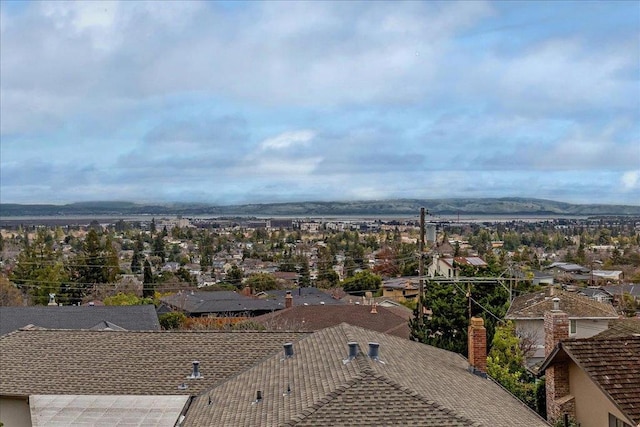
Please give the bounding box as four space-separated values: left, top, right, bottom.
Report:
285 291 293 309
544 297 568 356
241 286 252 297
544 297 575 424
467 316 487 376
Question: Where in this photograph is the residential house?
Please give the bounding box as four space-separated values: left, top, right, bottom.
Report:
0 305 161 336
593 318 640 338
544 262 590 282
381 277 420 302
591 269 624 283
505 288 619 367
428 255 488 278
258 287 345 306
0 329 307 427
159 290 283 317
578 287 614 304
160 288 343 318
0 322 548 426
538 302 639 427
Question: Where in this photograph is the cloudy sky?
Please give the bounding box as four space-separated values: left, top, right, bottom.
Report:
1 1 638 205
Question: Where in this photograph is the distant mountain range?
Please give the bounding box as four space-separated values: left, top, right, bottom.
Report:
1 198 639 217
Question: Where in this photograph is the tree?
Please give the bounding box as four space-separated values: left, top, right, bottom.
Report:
143 260 154 298
226 264 244 286
298 257 311 287
75 229 105 285
11 229 68 305
152 234 166 263
410 280 468 354
244 273 278 292
104 292 153 306
159 312 186 330
342 270 381 294
0 276 24 306
487 322 542 414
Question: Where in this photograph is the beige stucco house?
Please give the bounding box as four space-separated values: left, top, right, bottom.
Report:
539 316 639 427
505 288 619 367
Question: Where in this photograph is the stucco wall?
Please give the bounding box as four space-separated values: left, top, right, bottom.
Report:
0 396 31 427
573 319 609 339
569 363 632 427
516 318 612 365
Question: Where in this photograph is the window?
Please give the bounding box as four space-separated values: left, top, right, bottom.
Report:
609 413 632 427
570 319 577 335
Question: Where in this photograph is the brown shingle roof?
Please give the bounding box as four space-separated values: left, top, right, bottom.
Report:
0 325 548 426
0 329 308 396
543 336 640 425
252 304 412 339
594 318 640 338
506 289 618 319
184 324 548 427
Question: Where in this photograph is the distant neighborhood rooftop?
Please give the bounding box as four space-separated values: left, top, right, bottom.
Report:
506 288 619 320
0 305 161 336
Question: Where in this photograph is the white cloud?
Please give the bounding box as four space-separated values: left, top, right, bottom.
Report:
260 130 316 151
621 171 640 191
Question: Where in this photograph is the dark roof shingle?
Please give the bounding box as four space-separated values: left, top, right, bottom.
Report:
0 305 161 335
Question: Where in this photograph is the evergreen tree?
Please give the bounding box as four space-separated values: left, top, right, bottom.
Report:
11 229 68 305
152 234 166 263
226 264 244 286
142 260 154 298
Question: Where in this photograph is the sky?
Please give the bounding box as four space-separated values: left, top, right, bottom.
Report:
1 0 639 206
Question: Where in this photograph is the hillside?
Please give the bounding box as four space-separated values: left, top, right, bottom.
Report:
1 198 639 217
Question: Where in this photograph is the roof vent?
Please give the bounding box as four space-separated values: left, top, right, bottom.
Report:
367 342 386 364
283 384 291 396
177 383 188 390
187 361 202 379
283 342 294 358
552 297 560 311
253 390 262 404
368 342 380 359
320 301 325 305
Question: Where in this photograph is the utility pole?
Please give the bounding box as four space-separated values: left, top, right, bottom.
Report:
418 207 425 324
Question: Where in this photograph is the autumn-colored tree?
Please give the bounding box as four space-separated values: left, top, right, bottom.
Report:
0 276 24 306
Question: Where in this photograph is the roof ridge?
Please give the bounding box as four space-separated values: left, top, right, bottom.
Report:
367 373 479 426
563 290 617 315
284 372 370 426
286 371 478 426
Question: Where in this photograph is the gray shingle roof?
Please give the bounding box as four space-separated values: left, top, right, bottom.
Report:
185 324 548 427
0 305 161 335
160 288 344 316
